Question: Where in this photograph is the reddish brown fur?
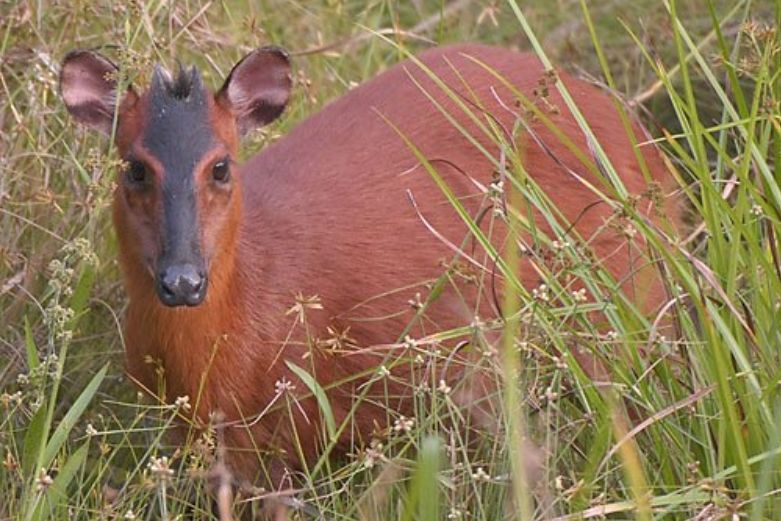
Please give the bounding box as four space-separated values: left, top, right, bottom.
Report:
109 44 680 483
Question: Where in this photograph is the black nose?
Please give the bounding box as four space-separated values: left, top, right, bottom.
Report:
156 264 207 307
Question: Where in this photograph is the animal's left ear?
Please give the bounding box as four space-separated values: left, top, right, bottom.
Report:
216 46 292 136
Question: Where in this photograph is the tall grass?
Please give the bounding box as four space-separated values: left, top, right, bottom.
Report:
1 0 780 519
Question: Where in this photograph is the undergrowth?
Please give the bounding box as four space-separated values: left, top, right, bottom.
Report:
1 0 780 519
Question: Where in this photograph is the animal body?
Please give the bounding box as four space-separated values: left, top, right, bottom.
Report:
60 43 681 485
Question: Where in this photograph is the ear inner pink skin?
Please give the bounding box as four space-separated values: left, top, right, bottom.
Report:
60 50 133 134
216 46 292 133
60 43 681 486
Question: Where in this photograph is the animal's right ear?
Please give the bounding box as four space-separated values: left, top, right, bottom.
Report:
216 46 292 136
60 50 134 135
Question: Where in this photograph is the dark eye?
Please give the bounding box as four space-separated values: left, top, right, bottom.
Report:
212 158 230 183
126 160 147 184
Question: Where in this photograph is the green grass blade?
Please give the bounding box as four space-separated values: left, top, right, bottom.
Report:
23 317 40 372
22 405 48 477
40 363 107 470
402 436 441 521
286 361 337 441
31 440 89 521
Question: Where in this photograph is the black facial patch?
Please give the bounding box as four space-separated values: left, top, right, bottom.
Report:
144 65 215 268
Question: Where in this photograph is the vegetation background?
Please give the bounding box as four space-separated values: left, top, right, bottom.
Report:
1 0 780 519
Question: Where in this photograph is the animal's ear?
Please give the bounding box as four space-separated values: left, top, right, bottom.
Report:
60 49 134 135
216 46 292 135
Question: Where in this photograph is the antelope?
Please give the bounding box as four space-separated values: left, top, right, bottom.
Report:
59 43 681 485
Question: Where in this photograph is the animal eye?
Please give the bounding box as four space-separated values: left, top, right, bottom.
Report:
126 160 147 184
212 159 230 183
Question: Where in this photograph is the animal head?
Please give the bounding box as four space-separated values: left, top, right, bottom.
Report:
59 47 292 307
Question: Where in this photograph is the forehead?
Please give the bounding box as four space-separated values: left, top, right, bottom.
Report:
141 67 216 171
